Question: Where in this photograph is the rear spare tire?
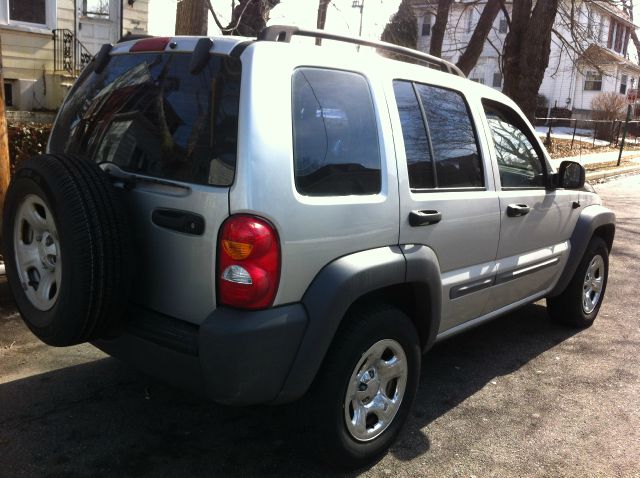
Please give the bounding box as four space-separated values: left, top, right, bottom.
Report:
1 154 131 346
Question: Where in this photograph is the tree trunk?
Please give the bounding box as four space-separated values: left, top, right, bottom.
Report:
224 0 280 37
502 0 558 121
0 36 10 231
430 0 453 58
175 0 208 35
315 0 330 46
456 0 501 75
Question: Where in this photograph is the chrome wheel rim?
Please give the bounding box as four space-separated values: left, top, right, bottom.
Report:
13 194 61 311
344 339 408 442
583 255 604 314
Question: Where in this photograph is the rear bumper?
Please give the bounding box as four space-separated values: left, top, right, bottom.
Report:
94 303 308 405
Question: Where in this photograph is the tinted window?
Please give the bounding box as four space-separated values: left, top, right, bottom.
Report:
393 81 434 189
483 102 545 188
292 68 381 196
415 84 483 188
50 53 241 186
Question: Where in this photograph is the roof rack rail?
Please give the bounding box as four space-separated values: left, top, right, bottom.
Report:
257 25 465 78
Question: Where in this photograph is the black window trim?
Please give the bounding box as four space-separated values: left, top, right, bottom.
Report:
394 78 487 193
482 98 551 191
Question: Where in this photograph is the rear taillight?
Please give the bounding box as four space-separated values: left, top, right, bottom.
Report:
217 215 281 310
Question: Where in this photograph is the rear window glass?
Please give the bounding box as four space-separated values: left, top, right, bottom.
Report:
49 53 241 186
292 68 381 196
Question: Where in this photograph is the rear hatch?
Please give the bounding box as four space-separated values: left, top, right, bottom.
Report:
48 45 242 324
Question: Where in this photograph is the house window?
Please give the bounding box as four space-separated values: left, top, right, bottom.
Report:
584 71 602 91
4 82 13 107
84 0 110 18
620 75 628 94
499 18 508 33
9 0 46 24
422 13 432 36
492 72 502 87
467 9 474 33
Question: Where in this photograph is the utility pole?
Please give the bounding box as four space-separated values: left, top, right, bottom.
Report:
175 0 208 35
619 80 637 167
0 35 11 232
352 0 365 50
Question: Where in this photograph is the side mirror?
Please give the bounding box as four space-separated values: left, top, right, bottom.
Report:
558 161 585 189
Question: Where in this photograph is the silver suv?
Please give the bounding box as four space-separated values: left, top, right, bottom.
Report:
1 26 615 468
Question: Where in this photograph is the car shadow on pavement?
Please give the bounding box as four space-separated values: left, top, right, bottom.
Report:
390 303 580 464
0 299 579 478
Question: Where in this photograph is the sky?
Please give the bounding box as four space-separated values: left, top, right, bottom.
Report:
148 0 403 40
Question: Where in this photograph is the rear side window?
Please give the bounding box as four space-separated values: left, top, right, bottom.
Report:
50 53 241 186
393 80 483 189
292 68 381 196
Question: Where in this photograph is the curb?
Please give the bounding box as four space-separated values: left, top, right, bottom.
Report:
586 165 640 182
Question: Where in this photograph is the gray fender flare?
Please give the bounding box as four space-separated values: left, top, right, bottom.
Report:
275 245 442 403
548 205 615 297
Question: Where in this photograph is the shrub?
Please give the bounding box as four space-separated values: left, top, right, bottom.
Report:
591 92 627 141
8 123 52 176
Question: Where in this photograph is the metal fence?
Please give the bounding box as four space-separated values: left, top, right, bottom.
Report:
535 117 640 149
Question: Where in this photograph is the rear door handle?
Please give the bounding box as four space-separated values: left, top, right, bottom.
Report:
507 203 530 217
409 210 442 226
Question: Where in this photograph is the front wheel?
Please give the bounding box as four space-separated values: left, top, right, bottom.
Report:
310 305 421 469
547 236 609 328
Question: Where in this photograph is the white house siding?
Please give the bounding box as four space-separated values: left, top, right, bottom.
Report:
1 0 148 111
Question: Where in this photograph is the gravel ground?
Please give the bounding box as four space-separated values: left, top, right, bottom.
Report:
0 175 639 478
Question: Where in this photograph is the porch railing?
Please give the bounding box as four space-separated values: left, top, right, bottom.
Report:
52 29 94 75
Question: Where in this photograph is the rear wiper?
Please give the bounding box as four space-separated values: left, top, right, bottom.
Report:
99 163 191 193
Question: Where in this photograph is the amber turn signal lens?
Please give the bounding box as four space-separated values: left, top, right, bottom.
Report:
222 240 253 260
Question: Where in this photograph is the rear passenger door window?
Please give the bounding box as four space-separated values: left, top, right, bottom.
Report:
483 101 546 188
292 68 381 196
393 80 483 189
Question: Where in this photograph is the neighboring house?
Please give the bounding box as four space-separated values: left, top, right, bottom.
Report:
1 0 148 111
414 0 640 119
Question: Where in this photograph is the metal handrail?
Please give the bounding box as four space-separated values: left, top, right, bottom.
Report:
52 29 94 75
257 25 466 78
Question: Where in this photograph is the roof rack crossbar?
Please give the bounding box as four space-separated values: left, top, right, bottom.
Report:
257 25 465 78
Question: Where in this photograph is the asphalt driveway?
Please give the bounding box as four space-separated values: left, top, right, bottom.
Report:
1 175 639 477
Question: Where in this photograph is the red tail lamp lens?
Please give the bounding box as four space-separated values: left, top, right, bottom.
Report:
217 215 280 310
130 37 171 52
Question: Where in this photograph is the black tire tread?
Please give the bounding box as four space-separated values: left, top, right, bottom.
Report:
547 236 608 328
2 154 130 345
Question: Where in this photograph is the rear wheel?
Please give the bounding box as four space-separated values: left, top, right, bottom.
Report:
310 305 421 469
547 236 609 328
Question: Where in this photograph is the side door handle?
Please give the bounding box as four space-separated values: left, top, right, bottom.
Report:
409 210 442 226
506 203 530 217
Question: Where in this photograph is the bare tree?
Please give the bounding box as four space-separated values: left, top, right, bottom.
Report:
455 0 501 75
175 0 208 35
208 0 280 37
381 0 418 49
501 0 559 121
0 37 9 232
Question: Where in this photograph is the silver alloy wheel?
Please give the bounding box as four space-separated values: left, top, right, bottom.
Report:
13 194 61 311
344 339 408 442
583 254 604 314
